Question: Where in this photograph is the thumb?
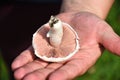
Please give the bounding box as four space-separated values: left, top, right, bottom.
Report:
98 22 120 56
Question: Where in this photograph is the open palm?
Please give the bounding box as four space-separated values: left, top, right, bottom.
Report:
12 12 120 80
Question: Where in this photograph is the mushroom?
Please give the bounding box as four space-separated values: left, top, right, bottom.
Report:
32 16 80 62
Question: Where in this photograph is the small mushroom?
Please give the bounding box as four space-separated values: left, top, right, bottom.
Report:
32 16 80 62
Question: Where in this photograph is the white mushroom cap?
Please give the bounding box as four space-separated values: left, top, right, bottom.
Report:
32 22 80 62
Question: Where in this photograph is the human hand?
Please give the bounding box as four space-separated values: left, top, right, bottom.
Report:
11 12 120 80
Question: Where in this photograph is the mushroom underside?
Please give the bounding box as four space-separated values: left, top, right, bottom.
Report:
33 23 77 58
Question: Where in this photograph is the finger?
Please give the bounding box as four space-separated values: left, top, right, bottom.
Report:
23 63 63 80
11 46 35 70
49 60 87 80
98 22 120 55
49 50 101 80
14 59 48 80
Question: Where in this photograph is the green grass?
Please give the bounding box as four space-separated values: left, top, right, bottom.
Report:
0 51 10 80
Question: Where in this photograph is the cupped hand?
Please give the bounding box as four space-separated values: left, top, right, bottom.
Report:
11 12 120 80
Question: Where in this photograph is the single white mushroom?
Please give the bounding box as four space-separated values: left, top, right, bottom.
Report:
32 16 80 62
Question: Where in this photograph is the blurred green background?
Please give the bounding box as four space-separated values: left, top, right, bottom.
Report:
0 0 120 80
0 51 10 80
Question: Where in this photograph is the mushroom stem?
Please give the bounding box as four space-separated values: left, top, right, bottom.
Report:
46 16 63 47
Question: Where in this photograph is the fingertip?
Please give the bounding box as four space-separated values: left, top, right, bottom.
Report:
11 46 35 70
23 73 40 80
49 70 67 80
11 59 21 71
11 56 24 71
14 67 25 80
49 74 61 80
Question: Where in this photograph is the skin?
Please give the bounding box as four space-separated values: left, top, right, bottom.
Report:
61 0 114 19
12 0 120 80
